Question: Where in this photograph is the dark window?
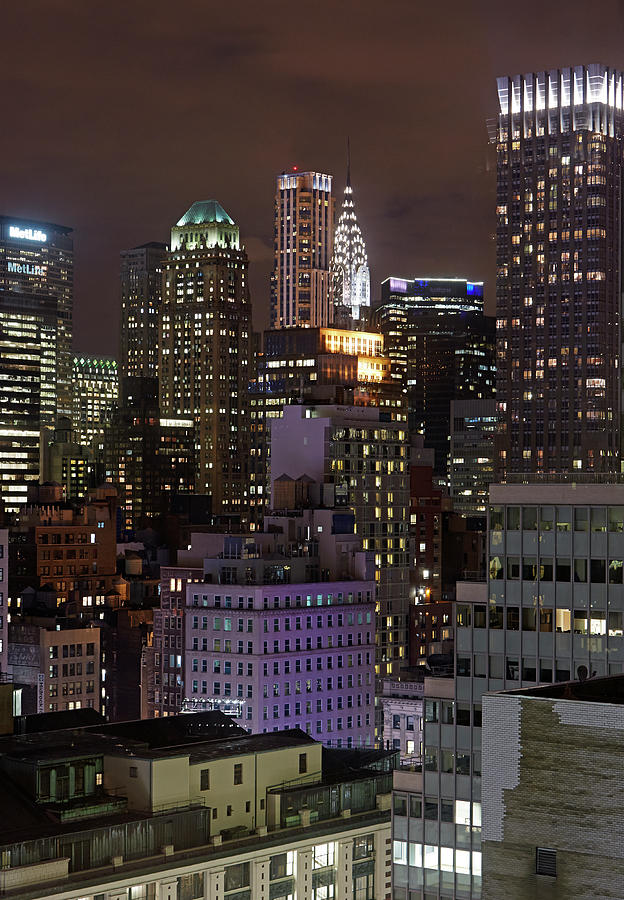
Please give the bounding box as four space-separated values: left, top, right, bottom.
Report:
393 793 407 816
233 763 243 785
591 559 606 583
299 753 307 774
536 847 557 877
224 862 250 891
409 796 422 818
200 769 209 791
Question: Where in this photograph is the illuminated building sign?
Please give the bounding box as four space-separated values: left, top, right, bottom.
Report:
7 261 46 276
8 225 47 243
389 278 408 293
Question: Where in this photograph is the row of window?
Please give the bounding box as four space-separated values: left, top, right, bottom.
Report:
457 604 623 635
457 655 577 682
188 591 371 609
491 504 624 533
490 555 624 583
393 842 481 877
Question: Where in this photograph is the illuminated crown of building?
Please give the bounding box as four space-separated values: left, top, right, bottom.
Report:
330 145 370 321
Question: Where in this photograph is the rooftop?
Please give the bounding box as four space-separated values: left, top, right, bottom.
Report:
176 200 234 227
503 672 624 706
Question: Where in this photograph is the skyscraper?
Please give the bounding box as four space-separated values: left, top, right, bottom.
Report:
330 154 370 326
271 171 335 328
159 201 252 518
0 216 73 417
494 64 624 476
120 242 167 379
72 355 119 451
374 277 495 480
0 217 73 511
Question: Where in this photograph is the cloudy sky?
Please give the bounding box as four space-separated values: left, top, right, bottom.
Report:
2 0 624 353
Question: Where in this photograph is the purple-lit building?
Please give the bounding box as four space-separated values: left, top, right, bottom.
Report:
182 511 376 747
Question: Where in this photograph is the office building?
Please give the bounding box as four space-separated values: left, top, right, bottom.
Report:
40 416 92 501
374 278 495 480
330 158 370 326
0 711 394 900
449 399 497 516
482 675 624 899
159 201 253 517
392 480 624 899
0 290 56 512
0 530 6 676
120 241 167 378
249 326 398 523
271 171 335 328
494 64 624 476
271 403 410 677
0 216 73 416
72 354 119 453
104 376 195 532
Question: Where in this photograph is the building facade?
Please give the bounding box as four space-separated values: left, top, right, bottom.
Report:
120 241 167 379
249 326 396 523
449 399 497 517
0 530 7 676
72 355 119 452
393 480 624 899
8 622 101 714
0 216 73 417
104 376 195 532
482 675 624 899
159 201 252 517
271 171 335 328
270 404 410 677
0 217 73 512
373 278 495 480
494 64 624 476
380 678 424 762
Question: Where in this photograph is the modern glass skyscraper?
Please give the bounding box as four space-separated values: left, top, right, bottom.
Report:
494 64 624 476
0 216 73 511
120 241 167 379
0 216 73 417
271 171 335 328
159 200 252 518
374 278 495 480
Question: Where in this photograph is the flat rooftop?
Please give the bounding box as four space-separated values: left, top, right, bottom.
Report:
501 672 624 705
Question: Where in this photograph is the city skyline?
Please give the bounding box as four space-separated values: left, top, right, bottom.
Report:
2 1 621 355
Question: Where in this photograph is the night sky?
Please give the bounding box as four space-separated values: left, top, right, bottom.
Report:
2 0 623 355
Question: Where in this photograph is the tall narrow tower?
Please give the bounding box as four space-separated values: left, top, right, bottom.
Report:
270 171 335 328
495 64 624 476
330 144 370 327
159 201 252 518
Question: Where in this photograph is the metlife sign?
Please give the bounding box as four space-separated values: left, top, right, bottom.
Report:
8 262 46 276
8 225 47 243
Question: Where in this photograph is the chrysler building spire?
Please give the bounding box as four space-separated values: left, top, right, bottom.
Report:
330 141 370 325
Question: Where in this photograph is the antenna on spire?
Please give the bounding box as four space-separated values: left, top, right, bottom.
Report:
346 136 351 188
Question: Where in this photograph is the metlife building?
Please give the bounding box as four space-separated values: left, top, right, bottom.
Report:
0 216 73 511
